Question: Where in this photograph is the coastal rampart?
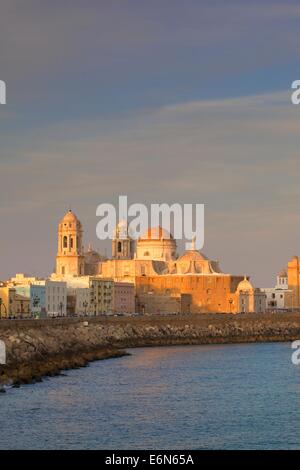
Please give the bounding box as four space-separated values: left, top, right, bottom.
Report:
0 313 300 386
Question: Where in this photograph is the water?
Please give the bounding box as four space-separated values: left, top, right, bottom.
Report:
0 342 299 449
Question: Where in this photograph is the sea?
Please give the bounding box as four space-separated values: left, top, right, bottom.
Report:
0 342 299 449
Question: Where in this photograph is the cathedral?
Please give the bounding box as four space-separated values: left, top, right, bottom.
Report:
54 210 266 314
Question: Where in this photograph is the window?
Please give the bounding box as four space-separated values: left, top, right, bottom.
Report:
63 236 68 248
118 241 122 253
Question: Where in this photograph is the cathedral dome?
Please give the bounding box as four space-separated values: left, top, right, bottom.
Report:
61 209 78 223
140 226 173 240
236 277 254 292
60 209 82 229
136 226 177 261
177 250 207 262
84 245 105 263
84 245 105 275
175 249 210 274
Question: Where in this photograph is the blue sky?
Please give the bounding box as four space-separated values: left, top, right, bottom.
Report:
0 0 300 284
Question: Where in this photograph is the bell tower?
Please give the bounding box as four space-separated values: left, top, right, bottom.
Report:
56 210 85 276
112 221 135 260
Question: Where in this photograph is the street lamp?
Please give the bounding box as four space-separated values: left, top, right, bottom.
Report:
83 300 88 317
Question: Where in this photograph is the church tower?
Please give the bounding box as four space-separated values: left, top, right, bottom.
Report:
112 221 135 260
56 210 85 276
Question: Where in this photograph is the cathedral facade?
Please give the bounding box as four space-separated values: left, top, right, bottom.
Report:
54 210 266 314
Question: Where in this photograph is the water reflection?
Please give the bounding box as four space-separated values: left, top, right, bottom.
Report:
0 342 298 449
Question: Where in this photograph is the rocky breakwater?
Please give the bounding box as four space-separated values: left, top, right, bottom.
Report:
0 312 300 387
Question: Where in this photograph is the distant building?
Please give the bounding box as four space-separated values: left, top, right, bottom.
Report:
51 275 90 316
136 274 266 315
7 276 67 318
0 285 30 318
262 269 292 311
67 285 90 316
30 284 46 318
10 273 43 285
89 278 135 315
287 256 300 309
90 278 114 315
237 277 266 314
56 210 85 277
52 209 266 314
113 282 135 314
112 221 135 260
84 244 106 275
46 280 67 317
74 287 90 316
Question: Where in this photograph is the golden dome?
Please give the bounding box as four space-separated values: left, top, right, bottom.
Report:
61 209 77 221
140 226 173 241
60 209 81 226
237 276 254 292
177 249 207 262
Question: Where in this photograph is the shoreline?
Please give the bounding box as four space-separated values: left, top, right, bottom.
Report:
0 347 128 388
1 312 300 388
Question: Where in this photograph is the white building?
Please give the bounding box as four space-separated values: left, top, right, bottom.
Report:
52 275 91 316
262 269 292 311
236 277 266 313
9 275 67 317
74 287 90 315
46 280 67 317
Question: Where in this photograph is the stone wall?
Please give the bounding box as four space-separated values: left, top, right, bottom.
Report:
0 313 300 386
136 275 244 313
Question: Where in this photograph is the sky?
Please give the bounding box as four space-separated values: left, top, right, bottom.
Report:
0 0 300 285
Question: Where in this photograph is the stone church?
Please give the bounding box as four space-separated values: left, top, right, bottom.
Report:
54 210 266 314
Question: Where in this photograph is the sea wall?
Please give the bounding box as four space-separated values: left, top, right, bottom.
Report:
0 313 300 386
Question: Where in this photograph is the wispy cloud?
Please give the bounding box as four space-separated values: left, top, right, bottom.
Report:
0 89 299 284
